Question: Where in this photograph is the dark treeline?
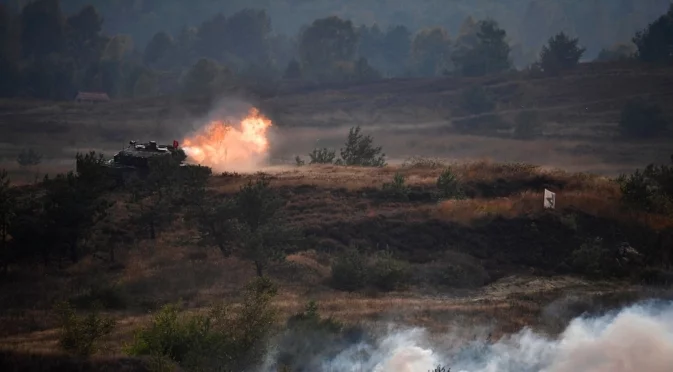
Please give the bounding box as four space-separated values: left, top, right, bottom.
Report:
1 0 673 101
5 0 670 54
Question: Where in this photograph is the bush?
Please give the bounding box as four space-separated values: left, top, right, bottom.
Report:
330 248 368 291
513 110 542 139
295 156 305 166
330 248 412 292
617 155 673 215
369 250 412 291
570 237 610 277
125 277 278 371
309 148 336 164
286 300 343 333
459 86 495 115
437 168 465 200
381 173 410 201
339 126 386 167
273 300 365 371
55 301 116 357
569 237 637 278
537 32 585 74
618 99 669 138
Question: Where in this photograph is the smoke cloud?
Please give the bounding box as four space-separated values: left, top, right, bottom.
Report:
262 300 673 372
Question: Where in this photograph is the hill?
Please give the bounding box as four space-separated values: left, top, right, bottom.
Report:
1 61 672 184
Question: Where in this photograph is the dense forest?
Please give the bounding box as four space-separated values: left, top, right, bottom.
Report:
1 0 672 101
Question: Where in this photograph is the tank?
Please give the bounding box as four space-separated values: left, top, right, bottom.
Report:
102 140 186 182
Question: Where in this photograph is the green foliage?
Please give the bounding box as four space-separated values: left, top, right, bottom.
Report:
295 156 305 166
309 148 336 164
411 27 452 76
437 168 465 200
339 126 386 167
330 248 369 291
459 86 495 115
55 300 116 357
286 300 343 333
381 172 410 201
617 154 673 215
513 110 542 139
75 151 113 192
452 19 511 77
127 156 183 240
192 174 296 276
618 99 669 138
331 247 411 292
570 237 611 277
369 249 412 291
125 277 278 371
299 16 358 79
537 32 586 74
42 170 112 262
633 5 673 64
235 175 284 233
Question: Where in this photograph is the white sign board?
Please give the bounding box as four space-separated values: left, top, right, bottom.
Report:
544 189 556 209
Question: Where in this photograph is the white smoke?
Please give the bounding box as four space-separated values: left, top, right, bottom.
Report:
270 301 673 372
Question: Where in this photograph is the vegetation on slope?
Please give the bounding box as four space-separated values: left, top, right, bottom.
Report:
0 125 672 370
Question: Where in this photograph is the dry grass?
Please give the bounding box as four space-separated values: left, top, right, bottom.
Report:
2 63 673 367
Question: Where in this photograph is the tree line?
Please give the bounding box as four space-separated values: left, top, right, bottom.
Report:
1 1 672 101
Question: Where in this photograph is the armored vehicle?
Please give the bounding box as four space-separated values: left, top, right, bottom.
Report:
103 140 186 181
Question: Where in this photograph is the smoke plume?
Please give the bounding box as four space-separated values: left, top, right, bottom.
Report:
262 300 673 372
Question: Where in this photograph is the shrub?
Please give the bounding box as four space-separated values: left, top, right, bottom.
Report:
513 110 542 139
55 301 116 357
309 148 336 164
617 155 673 215
569 237 635 278
273 300 365 371
339 126 386 167
618 99 669 138
459 86 495 115
381 173 410 201
330 248 369 291
295 156 305 166
437 168 465 200
369 250 412 291
125 277 278 371
570 237 609 277
286 300 343 333
537 32 586 74
331 247 412 292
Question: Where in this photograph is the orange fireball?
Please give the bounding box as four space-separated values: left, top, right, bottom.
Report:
182 108 272 172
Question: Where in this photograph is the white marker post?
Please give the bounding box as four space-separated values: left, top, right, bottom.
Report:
543 189 556 209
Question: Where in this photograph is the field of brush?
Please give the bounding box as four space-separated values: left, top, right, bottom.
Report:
1 61 673 369
1 160 671 361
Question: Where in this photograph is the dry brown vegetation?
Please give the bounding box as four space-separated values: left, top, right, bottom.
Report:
1 159 671 365
1 62 673 370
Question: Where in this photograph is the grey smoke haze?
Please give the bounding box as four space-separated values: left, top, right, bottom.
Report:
262 300 673 372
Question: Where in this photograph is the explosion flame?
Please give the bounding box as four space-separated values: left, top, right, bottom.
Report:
182 108 272 172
